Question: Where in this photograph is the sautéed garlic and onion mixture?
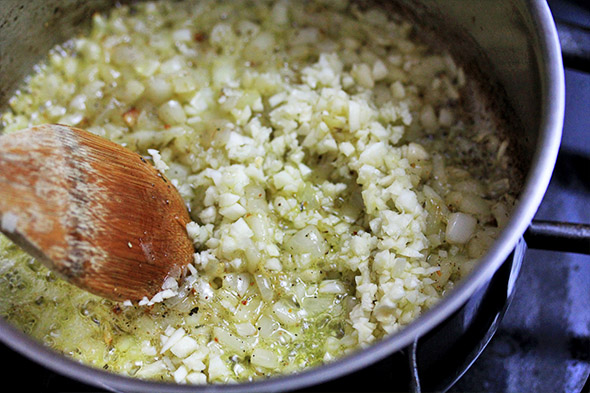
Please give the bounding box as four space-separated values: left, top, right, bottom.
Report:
0 0 520 384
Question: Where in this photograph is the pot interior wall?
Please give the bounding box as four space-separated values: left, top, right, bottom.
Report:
0 1 101 106
1 0 544 164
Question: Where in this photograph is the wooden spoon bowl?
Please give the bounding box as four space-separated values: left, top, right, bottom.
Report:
0 124 194 302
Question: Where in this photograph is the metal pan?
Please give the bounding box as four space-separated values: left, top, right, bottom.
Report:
0 1 587 392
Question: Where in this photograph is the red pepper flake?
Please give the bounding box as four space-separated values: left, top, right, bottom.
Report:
214 337 219 343
164 124 171 130
193 32 207 42
112 305 122 315
78 117 90 128
436 270 442 277
122 107 140 127
241 300 248 305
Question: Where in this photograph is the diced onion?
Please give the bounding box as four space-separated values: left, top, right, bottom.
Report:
445 212 477 244
1 212 18 233
272 299 300 326
158 100 186 125
146 77 172 103
170 336 198 358
256 315 279 338
285 225 328 258
212 327 248 354
251 347 279 369
302 296 333 316
254 274 274 302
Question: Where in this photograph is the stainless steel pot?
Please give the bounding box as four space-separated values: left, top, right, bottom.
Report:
0 0 576 392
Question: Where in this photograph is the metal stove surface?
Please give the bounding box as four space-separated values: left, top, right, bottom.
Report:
1 1 589 392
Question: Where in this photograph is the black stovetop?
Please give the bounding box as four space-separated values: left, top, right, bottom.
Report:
2 1 589 392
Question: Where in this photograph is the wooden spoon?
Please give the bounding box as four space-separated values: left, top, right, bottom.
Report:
0 124 194 302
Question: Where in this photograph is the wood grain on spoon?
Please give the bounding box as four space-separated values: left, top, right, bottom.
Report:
0 124 194 302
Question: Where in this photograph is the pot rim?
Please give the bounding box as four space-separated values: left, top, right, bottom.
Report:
0 0 565 392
